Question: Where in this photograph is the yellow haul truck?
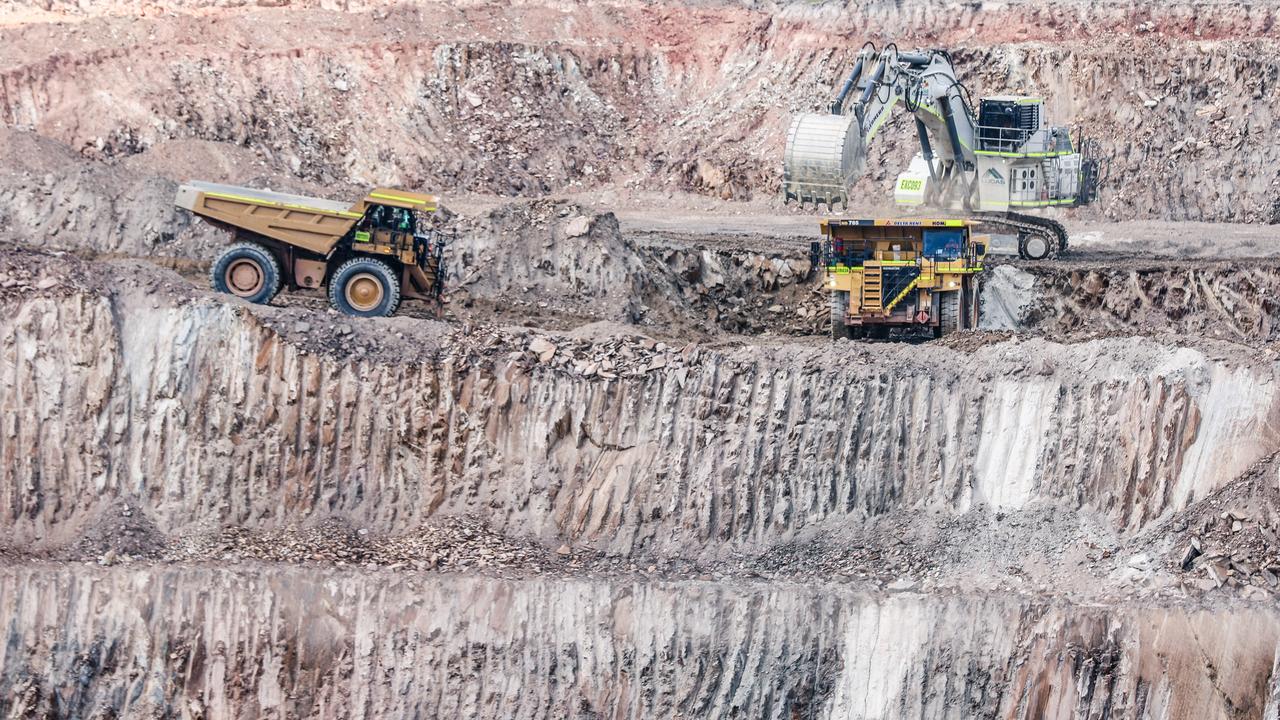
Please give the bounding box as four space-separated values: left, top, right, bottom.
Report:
821 218 986 339
176 181 446 317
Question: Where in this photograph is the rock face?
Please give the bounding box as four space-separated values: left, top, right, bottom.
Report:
1014 259 1280 342
4 1 1280 713
4 249 1280 714
445 200 822 334
448 201 647 323
4 251 1279 553
5 246 1280 715
1 0 1278 221
2 565 1277 719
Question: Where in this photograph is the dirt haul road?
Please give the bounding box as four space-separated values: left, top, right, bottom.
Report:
3 1 1280 718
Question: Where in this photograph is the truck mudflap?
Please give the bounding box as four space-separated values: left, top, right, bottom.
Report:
402 264 439 300
402 230 448 301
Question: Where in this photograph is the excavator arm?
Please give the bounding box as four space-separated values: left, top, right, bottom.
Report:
784 46 980 209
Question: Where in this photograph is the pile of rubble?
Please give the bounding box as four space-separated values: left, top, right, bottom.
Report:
68 501 166 567
1173 509 1280 597
1156 455 1280 597
0 246 102 301
744 532 937 588
156 515 712 581
635 242 824 335
442 323 703 381
165 517 558 574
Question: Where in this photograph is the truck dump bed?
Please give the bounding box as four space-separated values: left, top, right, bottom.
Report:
175 181 364 256
176 181 356 214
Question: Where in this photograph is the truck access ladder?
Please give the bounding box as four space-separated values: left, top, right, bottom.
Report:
862 265 883 311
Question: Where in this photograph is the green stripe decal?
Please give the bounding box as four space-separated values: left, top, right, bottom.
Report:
975 150 1073 158
865 95 899 143
370 191 435 207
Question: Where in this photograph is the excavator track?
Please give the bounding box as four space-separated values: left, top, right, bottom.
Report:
962 212 1069 260
900 209 1070 260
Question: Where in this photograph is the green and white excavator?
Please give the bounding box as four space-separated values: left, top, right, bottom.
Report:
784 43 1106 259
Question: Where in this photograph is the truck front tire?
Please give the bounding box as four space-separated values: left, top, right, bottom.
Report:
210 242 281 305
830 290 850 340
939 289 963 336
329 257 401 317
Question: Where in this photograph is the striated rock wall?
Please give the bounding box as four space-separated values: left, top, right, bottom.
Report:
1011 260 1280 343
4 256 1280 556
1 564 1276 719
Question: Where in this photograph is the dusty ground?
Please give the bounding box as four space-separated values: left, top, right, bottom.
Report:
3 0 1280 718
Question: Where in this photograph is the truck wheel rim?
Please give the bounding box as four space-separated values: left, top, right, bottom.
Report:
226 259 264 296
345 273 384 311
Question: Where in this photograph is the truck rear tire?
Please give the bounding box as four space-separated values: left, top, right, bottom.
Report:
329 257 401 318
210 242 281 305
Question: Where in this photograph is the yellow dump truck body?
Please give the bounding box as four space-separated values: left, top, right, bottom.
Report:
175 181 438 257
176 181 445 306
820 218 986 338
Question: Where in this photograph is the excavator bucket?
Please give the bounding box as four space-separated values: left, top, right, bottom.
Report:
783 113 865 208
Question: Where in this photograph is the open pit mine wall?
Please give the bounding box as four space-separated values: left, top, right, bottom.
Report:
1 565 1278 719
4 284 1280 552
0 1 1277 221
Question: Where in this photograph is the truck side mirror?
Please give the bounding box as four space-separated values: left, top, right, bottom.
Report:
973 242 987 257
